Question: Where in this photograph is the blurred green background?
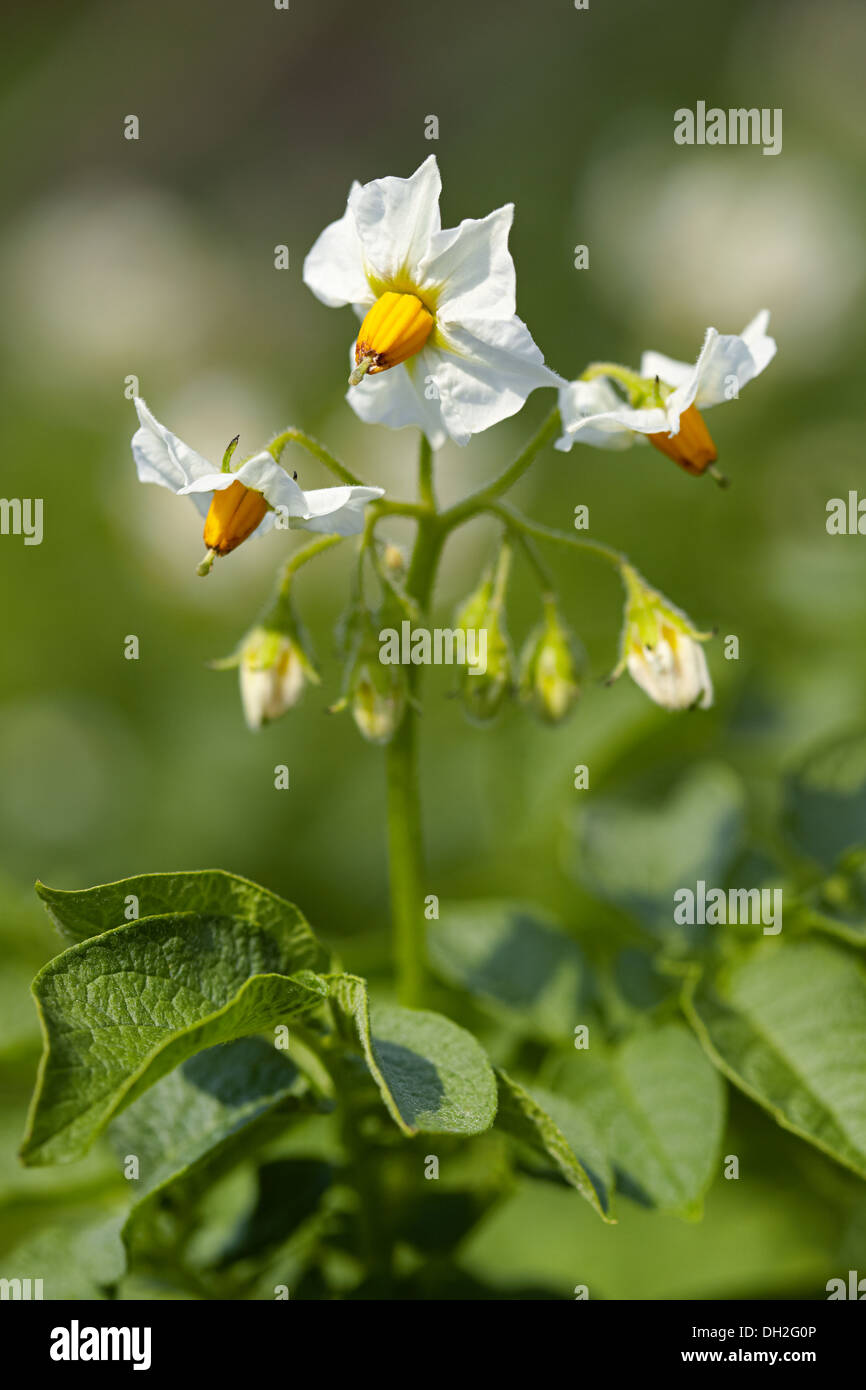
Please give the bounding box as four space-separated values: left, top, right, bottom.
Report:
1 0 865 1298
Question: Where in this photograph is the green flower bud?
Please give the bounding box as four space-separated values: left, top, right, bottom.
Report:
332 605 408 745
350 658 407 745
454 547 514 725
519 598 582 724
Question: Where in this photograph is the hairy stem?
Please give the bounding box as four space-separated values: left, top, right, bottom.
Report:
489 502 626 571
267 427 366 487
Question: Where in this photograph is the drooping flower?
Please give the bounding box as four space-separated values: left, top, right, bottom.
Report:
556 311 776 478
611 566 713 711
131 398 383 573
519 598 582 724
303 155 562 448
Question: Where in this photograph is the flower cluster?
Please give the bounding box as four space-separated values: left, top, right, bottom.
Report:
129 156 775 730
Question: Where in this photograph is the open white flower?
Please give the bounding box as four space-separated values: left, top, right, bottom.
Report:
303 155 561 449
556 310 776 477
612 566 713 712
132 398 383 573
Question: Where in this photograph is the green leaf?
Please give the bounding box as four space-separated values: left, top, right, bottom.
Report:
684 938 866 1178
329 975 497 1136
1 1212 127 1300
783 730 866 868
217 1158 332 1267
21 912 329 1166
36 870 327 967
428 901 588 1041
495 1070 613 1221
572 763 745 929
554 1023 726 1217
110 1038 316 1247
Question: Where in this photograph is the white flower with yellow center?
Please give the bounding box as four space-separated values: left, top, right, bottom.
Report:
556 311 776 479
612 566 714 712
131 398 383 573
303 155 562 448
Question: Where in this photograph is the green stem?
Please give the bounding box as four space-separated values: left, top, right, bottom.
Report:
297 1025 391 1278
417 433 436 510
489 502 626 571
503 521 556 595
277 533 345 591
578 361 653 405
267 427 365 487
441 407 560 529
384 438 446 1008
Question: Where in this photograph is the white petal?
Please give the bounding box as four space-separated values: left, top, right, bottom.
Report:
347 351 449 449
638 347 694 389
178 453 383 538
555 378 666 451
347 155 442 285
132 398 215 491
627 634 713 711
739 308 777 377
178 452 308 516
431 316 562 446
295 484 384 536
302 184 373 309
240 666 274 730
642 311 777 416
419 204 517 320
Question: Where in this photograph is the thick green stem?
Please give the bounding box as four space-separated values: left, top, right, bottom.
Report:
384 438 445 1008
385 707 426 1008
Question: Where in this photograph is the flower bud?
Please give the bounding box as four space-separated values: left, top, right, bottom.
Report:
236 625 318 731
612 565 713 711
332 606 408 745
519 599 582 724
349 659 408 745
382 542 407 579
454 552 514 725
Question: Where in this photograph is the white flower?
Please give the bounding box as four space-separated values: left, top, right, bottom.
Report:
131 398 383 571
556 310 776 476
303 155 561 448
612 566 713 712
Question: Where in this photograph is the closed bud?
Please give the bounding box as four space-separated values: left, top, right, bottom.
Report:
237 626 318 730
350 658 408 745
454 547 514 725
332 607 408 745
382 542 406 578
212 594 319 731
520 598 582 724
